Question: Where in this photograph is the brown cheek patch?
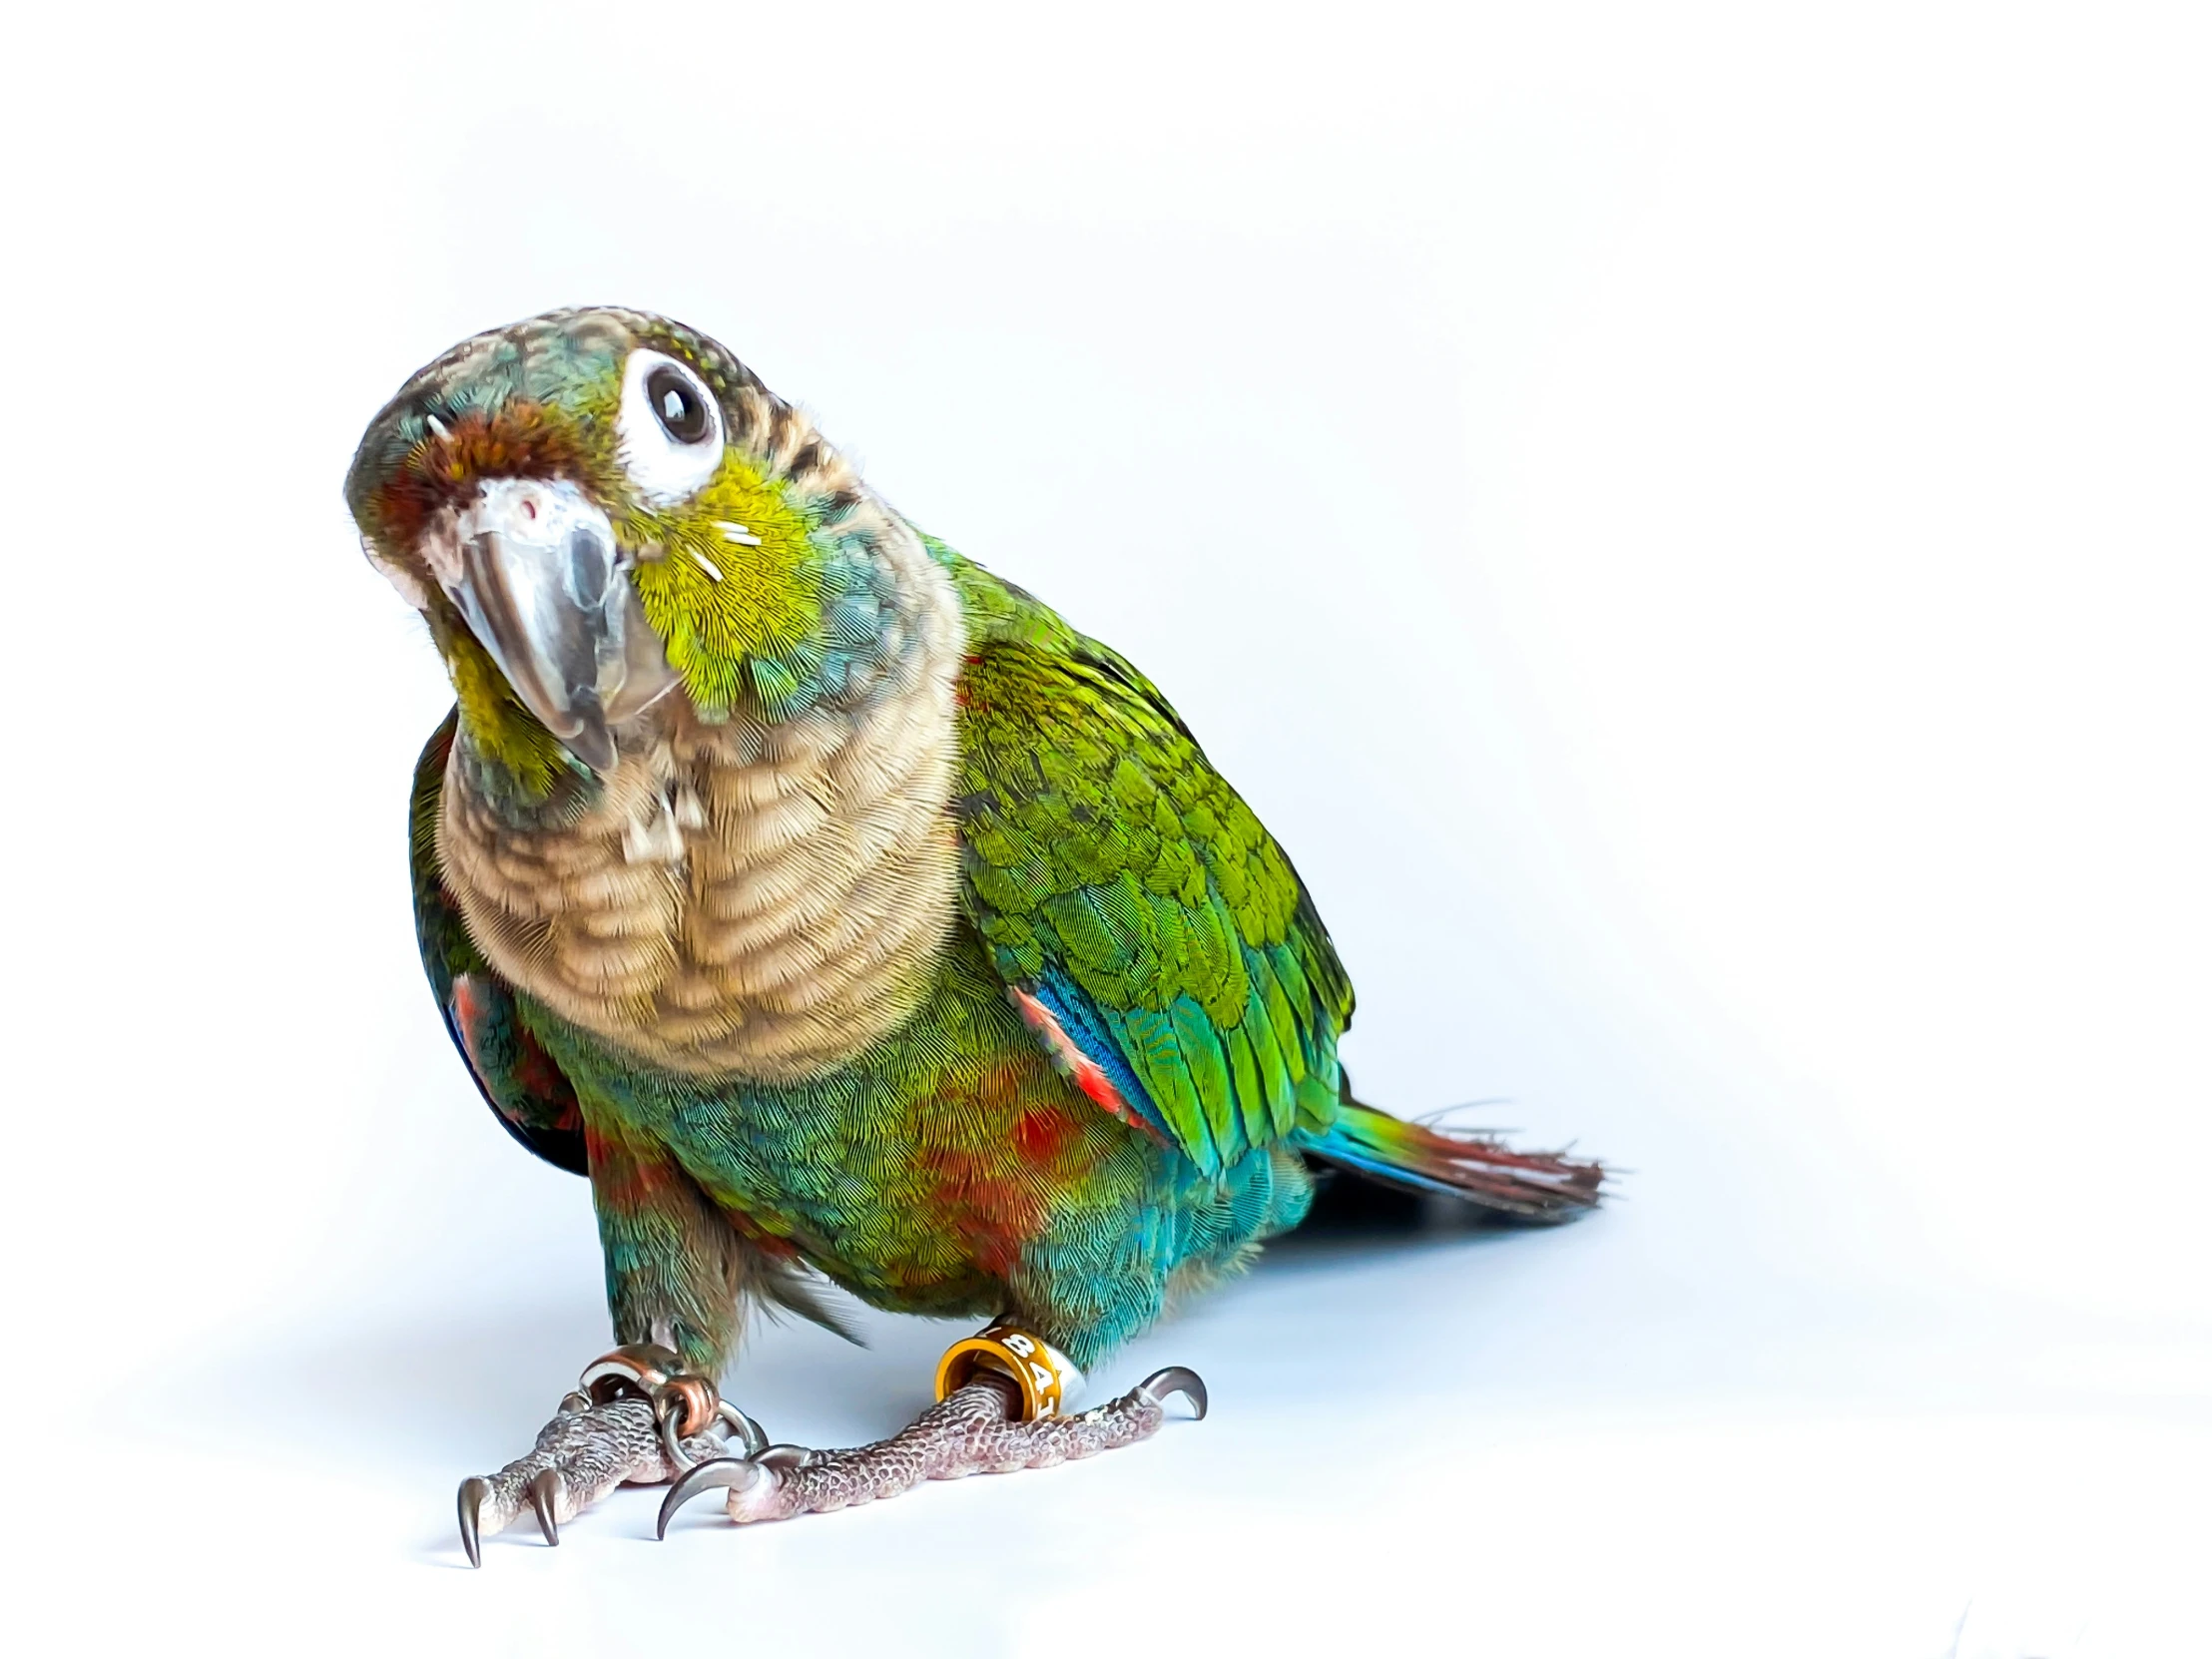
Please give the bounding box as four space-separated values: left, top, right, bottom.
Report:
374 401 593 544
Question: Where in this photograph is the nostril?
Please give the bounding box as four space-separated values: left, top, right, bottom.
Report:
522 497 537 520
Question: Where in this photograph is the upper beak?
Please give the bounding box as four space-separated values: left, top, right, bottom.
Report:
427 477 679 772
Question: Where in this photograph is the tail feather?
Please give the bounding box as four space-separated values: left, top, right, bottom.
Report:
1310 1085 1604 1222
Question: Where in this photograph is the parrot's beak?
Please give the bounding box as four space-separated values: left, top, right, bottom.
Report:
423 477 680 773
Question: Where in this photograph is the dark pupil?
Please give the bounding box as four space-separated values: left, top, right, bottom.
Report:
646 365 710 443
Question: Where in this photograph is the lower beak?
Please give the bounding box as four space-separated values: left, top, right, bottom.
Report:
431 478 678 772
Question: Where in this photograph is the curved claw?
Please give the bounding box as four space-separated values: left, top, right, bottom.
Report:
656 1456 762 1539
753 1443 812 1473
1133 1366 1208 1420
457 1475 490 1568
527 1469 562 1546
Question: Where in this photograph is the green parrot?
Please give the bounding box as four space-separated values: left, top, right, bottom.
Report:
345 306 1602 1563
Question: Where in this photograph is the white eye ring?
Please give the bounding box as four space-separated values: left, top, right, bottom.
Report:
616 348 725 504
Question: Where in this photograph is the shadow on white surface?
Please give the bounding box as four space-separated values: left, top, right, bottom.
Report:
68 1205 2211 1656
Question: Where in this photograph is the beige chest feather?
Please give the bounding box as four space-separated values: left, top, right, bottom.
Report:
436 676 964 1083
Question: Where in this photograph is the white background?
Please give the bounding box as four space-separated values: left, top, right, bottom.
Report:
4 3 2207 1655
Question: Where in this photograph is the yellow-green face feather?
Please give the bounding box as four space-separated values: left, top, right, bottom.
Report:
622 457 824 719
437 617 573 798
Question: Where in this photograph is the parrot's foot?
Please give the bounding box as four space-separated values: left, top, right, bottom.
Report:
657 1365 1206 1533
457 1345 766 1566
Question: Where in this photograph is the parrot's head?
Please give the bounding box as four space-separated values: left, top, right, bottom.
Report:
347 306 888 797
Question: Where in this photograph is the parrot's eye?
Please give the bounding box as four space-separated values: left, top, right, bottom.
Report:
647 367 710 443
617 348 724 503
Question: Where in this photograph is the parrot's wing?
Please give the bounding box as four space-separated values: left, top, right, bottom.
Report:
944 547 1355 1176
409 711 589 1175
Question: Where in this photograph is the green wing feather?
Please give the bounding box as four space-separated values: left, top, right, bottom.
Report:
936 539 1356 1176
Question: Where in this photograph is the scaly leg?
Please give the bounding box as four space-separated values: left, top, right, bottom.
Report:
657 1366 1206 1533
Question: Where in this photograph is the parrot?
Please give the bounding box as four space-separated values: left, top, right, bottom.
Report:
343 306 1603 1564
